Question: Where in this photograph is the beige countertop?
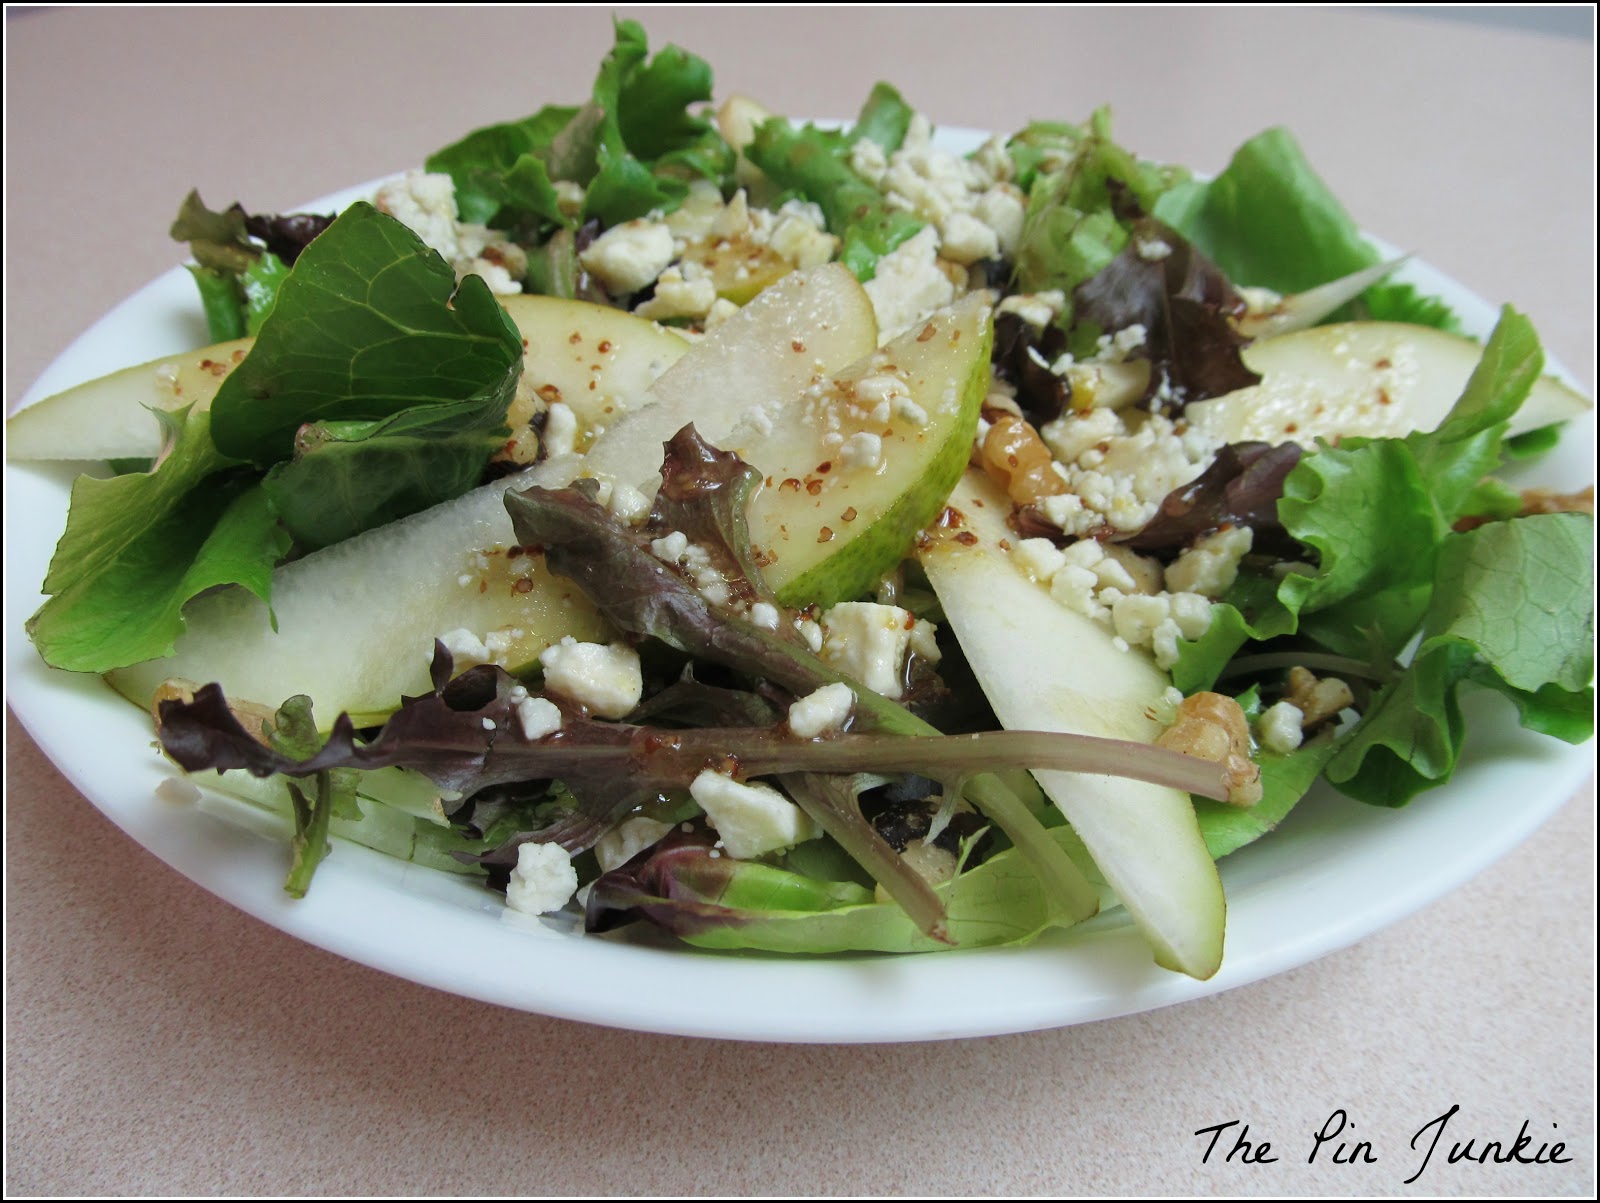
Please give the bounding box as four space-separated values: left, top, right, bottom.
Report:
5 6 1594 1195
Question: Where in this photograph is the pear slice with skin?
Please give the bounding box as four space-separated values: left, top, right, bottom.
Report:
1185 321 1591 447
107 483 615 727
729 292 992 607
498 295 690 459
7 297 690 464
919 468 1226 980
6 339 254 462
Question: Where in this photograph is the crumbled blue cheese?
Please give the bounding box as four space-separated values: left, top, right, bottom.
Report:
634 262 719 321
819 602 940 700
689 771 820 859
749 601 782 631
1258 701 1306 754
537 638 643 718
1164 526 1254 598
797 618 824 654
437 627 491 668
594 816 674 873
578 219 675 295
1014 537 1067 583
542 401 578 458
605 480 652 526
515 696 563 741
788 682 856 738
1011 535 1218 670
704 297 740 328
874 112 1023 266
1038 408 1218 536
767 202 837 269
997 290 1067 330
505 842 578 915
649 530 690 563
838 431 884 471
373 170 526 295
863 226 954 342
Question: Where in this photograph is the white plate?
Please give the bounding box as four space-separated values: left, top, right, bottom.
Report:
6 146 1595 1043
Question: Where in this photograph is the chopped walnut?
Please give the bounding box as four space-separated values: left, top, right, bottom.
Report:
1156 691 1262 807
1518 485 1594 517
1455 484 1593 531
1284 666 1356 731
979 413 1067 506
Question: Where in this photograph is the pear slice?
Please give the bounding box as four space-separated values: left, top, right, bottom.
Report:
7 297 689 464
1185 321 1591 447
581 263 877 493
107 475 615 726
730 293 991 606
498 294 690 456
6 339 254 461
919 469 1226 979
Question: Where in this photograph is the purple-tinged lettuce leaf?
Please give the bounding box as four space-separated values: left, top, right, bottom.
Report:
170 190 330 340
1012 108 1187 301
1071 218 1261 407
505 426 1102 921
778 772 948 941
1119 442 1302 554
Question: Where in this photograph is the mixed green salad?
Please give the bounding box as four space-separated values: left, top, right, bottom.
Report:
12 20 1593 979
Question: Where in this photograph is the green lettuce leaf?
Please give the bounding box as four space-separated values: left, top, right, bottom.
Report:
745 115 924 280
1012 108 1187 306
583 19 730 226
260 399 510 550
851 82 914 152
424 104 579 230
425 21 731 237
208 201 522 464
1153 126 1459 330
1173 306 1543 684
26 409 291 672
590 826 1079 954
1325 513 1594 804
1192 687 1340 858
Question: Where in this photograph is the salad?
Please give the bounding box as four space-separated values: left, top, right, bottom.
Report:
9 21 1593 981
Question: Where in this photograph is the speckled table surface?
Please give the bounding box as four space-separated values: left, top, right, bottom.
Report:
5 7 1594 1196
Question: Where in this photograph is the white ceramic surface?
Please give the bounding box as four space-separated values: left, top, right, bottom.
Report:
7 155 1594 1044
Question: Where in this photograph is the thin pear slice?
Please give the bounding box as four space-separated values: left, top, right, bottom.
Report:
7 297 689 464
6 340 253 461
498 294 690 455
919 469 1225 979
582 263 877 492
107 473 614 726
1186 321 1591 447
729 292 991 606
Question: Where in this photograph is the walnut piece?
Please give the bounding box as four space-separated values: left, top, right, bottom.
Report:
1156 691 1263 807
1284 666 1356 731
979 413 1067 506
